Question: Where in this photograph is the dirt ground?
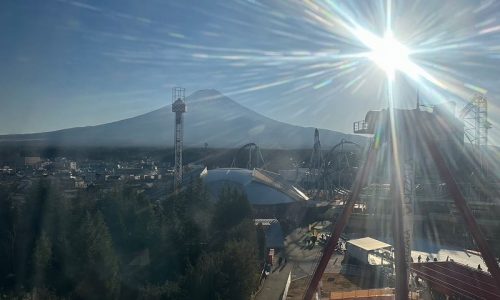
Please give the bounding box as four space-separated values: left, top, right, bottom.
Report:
286 273 362 300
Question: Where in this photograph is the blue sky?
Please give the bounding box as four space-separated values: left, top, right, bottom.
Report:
2 0 500 145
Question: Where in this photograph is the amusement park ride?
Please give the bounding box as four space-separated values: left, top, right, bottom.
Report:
169 87 498 298
303 99 500 300
231 142 266 169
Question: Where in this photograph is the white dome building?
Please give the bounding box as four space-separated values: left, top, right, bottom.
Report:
202 168 309 222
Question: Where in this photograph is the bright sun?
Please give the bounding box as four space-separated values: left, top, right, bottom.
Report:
354 28 411 80
368 32 410 80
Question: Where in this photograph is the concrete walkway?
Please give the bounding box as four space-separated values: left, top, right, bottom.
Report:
255 227 346 300
284 227 345 299
255 263 292 300
286 227 343 280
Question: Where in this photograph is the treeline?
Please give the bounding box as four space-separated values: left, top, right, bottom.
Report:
0 143 315 172
0 179 264 299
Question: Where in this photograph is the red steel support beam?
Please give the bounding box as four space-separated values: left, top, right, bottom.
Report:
303 145 378 300
419 128 500 290
391 166 409 300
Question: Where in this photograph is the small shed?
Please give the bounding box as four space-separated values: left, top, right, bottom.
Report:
346 237 391 265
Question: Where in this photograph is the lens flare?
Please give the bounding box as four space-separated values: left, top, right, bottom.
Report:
361 30 410 80
53 0 500 142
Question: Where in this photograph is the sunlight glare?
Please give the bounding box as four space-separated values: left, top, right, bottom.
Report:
353 28 411 80
369 32 409 80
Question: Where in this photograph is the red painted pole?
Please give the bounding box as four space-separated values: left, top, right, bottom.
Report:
419 128 500 291
303 146 378 300
391 163 409 300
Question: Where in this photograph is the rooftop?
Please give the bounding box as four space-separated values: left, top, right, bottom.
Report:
202 168 309 205
347 237 391 251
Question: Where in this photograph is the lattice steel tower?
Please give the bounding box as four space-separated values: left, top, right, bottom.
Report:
172 87 186 191
461 94 488 148
460 93 490 170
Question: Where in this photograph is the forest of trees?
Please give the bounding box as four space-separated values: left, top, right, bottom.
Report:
0 179 264 299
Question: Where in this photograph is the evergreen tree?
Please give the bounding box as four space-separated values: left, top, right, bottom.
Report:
217 240 258 300
33 231 52 288
0 185 19 289
212 187 252 232
0 178 263 300
189 186 259 300
72 212 120 299
189 252 223 300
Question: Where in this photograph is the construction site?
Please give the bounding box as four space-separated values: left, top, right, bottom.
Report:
170 87 500 300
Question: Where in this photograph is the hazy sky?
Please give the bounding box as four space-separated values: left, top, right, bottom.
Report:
2 0 500 144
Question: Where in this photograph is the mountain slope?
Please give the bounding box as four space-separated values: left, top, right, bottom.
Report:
0 89 366 149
